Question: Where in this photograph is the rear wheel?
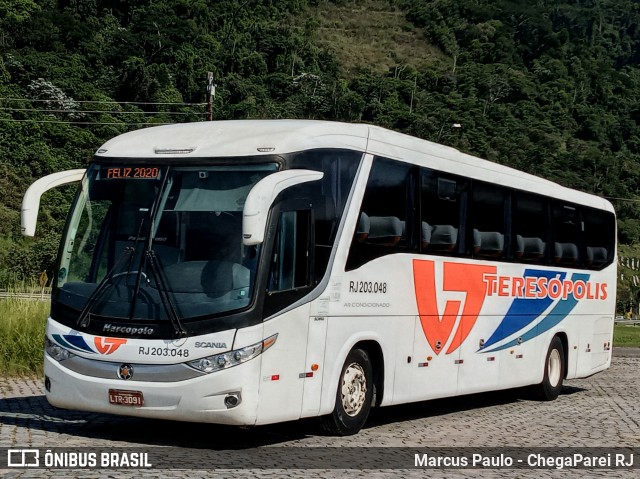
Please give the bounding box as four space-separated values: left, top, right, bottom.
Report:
320 348 373 436
533 336 565 400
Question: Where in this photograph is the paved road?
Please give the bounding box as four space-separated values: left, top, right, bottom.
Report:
0 357 639 478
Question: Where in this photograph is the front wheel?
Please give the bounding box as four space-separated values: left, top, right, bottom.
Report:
320 348 373 436
533 336 565 401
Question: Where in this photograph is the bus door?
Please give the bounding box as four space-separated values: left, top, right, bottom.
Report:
258 205 316 422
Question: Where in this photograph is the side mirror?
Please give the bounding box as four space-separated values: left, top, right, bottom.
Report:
21 169 86 237
242 169 323 245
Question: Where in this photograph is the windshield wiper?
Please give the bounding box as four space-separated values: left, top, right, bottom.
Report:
146 251 187 337
76 202 152 329
76 246 135 328
127 167 187 337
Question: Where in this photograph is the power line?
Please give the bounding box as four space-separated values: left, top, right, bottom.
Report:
0 97 206 106
0 107 207 115
0 119 182 126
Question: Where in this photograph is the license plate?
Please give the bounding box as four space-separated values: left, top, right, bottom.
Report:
108 389 144 407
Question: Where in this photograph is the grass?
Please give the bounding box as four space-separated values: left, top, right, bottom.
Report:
0 298 48 376
613 323 640 348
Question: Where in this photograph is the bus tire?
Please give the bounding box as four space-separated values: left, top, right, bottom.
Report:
321 348 373 436
533 336 565 401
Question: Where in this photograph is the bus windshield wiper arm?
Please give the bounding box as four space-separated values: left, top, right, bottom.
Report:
146 250 187 337
127 167 186 337
77 246 135 328
78 204 150 329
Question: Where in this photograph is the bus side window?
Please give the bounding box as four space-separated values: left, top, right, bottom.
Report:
552 204 580 266
470 182 508 259
346 157 414 270
583 208 614 269
420 169 467 256
514 192 548 264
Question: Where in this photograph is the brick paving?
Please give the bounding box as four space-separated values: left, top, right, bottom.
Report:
0 357 638 478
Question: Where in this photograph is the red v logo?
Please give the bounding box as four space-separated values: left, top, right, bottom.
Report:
413 260 495 355
94 337 127 355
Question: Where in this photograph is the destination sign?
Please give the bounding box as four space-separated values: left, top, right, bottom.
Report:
100 167 161 180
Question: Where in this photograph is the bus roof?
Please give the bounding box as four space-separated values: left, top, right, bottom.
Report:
94 120 370 160
94 120 614 213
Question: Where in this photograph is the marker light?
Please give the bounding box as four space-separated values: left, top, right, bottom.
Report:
154 148 195 154
45 337 75 362
187 334 278 374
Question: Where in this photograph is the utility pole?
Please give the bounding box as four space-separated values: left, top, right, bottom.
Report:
206 72 216 121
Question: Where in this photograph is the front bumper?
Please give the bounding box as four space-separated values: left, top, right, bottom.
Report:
44 353 260 425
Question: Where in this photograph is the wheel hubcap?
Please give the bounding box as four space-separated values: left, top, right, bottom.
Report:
548 349 561 387
341 362 367 417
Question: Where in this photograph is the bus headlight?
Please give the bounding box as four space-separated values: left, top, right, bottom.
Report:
45 337 75 362
187 334 277 374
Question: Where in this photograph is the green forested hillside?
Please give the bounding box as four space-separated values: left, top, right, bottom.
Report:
1 0 639 300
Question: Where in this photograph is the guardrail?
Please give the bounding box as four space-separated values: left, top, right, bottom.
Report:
615 319 640 326
0 290 51 301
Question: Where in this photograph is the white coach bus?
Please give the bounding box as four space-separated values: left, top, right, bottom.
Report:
22 120 616 435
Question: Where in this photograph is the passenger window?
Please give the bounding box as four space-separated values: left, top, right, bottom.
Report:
583 208 614 269
346 157 414 270
552 204 580 266
470 182 507 259
514 193 548 263
420 169 468 255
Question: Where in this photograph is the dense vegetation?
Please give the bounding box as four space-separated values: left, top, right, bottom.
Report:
1 0 639 308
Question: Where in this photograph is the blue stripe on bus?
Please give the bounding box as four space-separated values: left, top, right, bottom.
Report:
480 269 565 351
481 272 590 353
52 334 95 353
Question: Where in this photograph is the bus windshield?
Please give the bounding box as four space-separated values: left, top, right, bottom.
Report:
53 162 278 323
